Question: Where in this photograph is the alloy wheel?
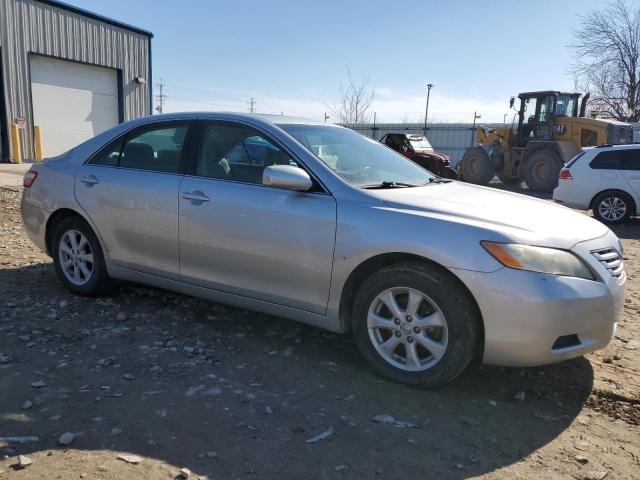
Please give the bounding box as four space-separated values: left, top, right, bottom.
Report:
598 197 627 222
367 287 448 372
58 229 94 286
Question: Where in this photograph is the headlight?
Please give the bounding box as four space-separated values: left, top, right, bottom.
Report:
481 241 594 280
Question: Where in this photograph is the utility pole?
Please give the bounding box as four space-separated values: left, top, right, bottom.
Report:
424 83 434 132
155 79 166 114
247 97 257 113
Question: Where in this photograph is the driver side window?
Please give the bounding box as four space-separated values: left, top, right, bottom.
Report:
195 122 300 184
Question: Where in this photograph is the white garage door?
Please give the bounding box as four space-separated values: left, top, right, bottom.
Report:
30 55 119 157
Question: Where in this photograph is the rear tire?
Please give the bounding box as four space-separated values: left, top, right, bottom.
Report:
523 149 561 192
592 191 634 225
52 216 115 296
459 147 494 185
352 262 480 388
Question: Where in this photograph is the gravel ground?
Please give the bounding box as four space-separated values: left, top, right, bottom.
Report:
0 183 638 480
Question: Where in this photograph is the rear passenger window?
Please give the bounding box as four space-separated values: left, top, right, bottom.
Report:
120 125 188 173
590 149 640 170
590 151 621 170
90 139 123 167
195 122 299 184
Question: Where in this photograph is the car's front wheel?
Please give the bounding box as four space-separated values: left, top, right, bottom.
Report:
352 262 480 388
52 216 115 296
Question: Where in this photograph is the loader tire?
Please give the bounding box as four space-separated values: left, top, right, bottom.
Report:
524 149 561 192
459 147 494 185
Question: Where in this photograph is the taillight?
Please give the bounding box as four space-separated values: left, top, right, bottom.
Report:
559 170 573 180
23 171 38 187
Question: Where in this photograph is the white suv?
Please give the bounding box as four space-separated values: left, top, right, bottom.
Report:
553 144 640 224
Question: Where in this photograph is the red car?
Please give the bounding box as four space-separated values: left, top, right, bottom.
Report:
380 133 458 179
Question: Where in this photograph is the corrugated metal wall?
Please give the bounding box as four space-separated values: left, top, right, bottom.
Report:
344 123 476 166
0 0 151 160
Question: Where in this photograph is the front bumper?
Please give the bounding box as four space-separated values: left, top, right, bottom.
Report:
451 233 625 367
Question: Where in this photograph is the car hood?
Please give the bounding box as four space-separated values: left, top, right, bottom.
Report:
372 181 608 248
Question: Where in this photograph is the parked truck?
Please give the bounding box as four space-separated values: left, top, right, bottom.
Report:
458 91 633 192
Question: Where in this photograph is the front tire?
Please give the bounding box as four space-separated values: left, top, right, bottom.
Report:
592 191 634 225
352 262 481 388
52 216 115 296
459 147 494 185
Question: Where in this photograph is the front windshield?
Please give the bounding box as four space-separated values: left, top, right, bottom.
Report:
280 124 435 187
407 135 434 151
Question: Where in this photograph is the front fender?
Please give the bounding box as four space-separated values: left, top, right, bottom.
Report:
326 201 504 319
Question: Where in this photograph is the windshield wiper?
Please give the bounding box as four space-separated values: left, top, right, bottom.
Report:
361 181 418 189
426 177 452 184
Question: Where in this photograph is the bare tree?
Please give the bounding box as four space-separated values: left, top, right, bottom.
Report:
328 66 375 124
572 0 640 121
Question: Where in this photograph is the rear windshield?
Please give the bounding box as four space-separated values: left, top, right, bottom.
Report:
565 151 585 168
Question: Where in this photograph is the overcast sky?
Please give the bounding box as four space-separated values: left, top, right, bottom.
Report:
68 0 608 123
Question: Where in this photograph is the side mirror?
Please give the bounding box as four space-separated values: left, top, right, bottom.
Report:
509 97 515 109
263 165 313 191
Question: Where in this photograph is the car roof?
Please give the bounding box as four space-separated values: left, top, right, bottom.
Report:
592 143 640 151
123 111 326 128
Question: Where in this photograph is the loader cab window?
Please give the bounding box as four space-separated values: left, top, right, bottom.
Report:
555 95 577 117
522 98 538 125
537 95 554 123
519 95 555 143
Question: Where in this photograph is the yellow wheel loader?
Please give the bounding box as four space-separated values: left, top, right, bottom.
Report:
458 91 633 192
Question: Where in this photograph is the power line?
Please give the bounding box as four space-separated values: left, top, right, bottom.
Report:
155 79 167 114
247 97 257 113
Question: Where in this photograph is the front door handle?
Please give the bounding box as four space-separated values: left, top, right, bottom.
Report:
181 191 210 202
79 175 100 185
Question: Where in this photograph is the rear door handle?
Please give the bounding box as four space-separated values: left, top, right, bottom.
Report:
181 191 210 202
79 175 100 185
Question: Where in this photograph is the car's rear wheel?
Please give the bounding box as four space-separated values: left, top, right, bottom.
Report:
352 262 480 388
592 191 634 225
52 216 115 296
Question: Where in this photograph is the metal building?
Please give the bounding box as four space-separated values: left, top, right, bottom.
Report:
0 0 153 162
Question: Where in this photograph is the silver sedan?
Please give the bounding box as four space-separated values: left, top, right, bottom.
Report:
21 112 626 387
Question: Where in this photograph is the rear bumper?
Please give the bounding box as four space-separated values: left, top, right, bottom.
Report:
21 193 50 254
451 234 625 367
552 182 592 210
